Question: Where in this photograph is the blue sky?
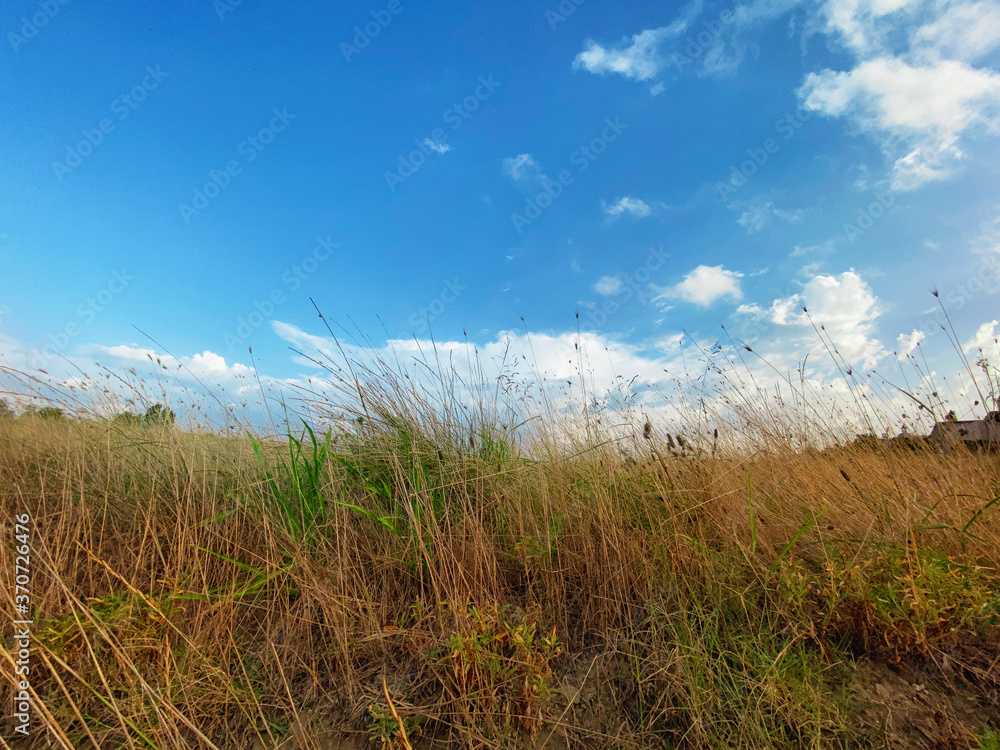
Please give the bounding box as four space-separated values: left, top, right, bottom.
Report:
2 0 1000 424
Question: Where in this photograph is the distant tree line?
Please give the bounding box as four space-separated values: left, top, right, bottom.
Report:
114 403 177 426
0 399 175 427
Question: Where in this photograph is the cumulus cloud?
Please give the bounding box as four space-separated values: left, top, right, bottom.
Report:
574 29 680 81
963 319 999 353
816 0 1000 63
502 153 542 181
0 276 930 439
602 196 653 219
910 0 1000 62
0 330 282 422
799 0 1000 190
736 302 766 317
572 1 702 81
818 0 916 57
95 344 252 380
766 270 886 369
423 137 452 154
799 58 1000 171
594 275 625 296
274 321 685 408
269 308 906 442
653 265 744 307
897 328 925 358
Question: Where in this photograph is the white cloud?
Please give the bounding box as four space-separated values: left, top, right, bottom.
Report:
0 331 279 422
792 244 821 256
896 328 925 358
594 275 625 296
889 139 963 189
650 82 666 95
502 153 541 180
799 261 826 276
819 0 917 57
910 0 1000 62
270 321 336 358
800 57 1000 136
0 274 945 442
963 319 999 353
190 350 241 375
275 322 683 404
737 202 804 232
799 0 1000 191
766 270 885 369
736 302 766 318
574 28 679 81
684 0 803 77
738 208 769 232
791 238 838 257
773 207 805 222
269 313 907 444
572 1 702 81
423 137 452 154
96 344 252 380
602 196 653 219
653 265 744 307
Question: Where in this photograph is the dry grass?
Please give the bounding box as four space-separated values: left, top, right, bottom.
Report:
2 335 1000 749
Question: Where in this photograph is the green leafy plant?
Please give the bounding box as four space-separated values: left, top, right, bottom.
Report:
367 703 421 749
143 403 175 425
428 603 562 740
976 728 1000 750
252 422 332 543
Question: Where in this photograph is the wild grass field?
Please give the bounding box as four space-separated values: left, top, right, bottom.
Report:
2 329 1000 749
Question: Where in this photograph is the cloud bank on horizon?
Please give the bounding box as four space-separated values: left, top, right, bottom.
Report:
1 0 999 429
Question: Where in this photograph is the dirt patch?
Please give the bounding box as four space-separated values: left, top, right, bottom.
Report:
851 655 999 749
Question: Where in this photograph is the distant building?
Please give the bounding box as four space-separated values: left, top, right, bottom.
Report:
928 411 1000 450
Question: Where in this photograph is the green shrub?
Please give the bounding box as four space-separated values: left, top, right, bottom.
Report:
143 403 175 425
112 412 143 426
